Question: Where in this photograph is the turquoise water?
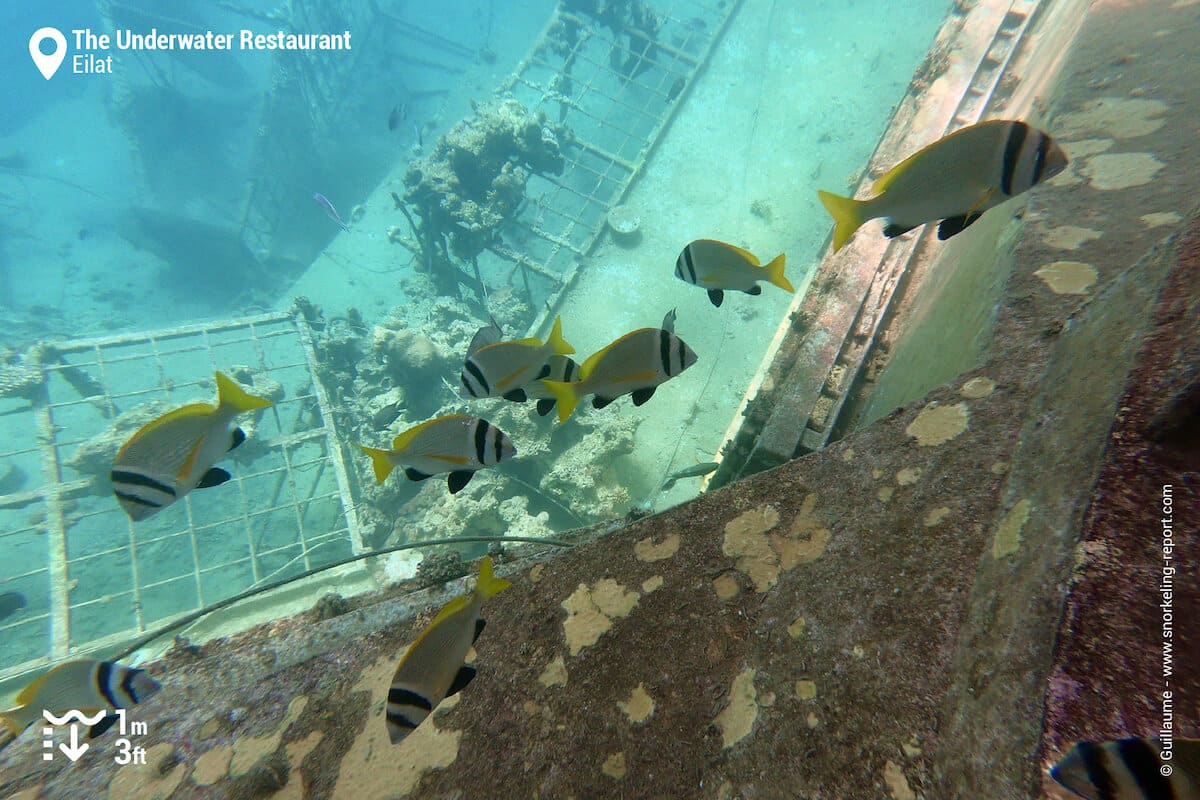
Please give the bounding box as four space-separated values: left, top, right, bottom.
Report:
0 0 949 689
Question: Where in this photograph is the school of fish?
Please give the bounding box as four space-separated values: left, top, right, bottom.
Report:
10 117 1170 799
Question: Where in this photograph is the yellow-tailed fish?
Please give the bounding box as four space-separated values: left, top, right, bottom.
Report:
111 371 274 521
460 316 574 402
674 239 792 307
1051 737 1200 800
818 119 1069 252
0 659 161 740
386 556 510 744
358 414 515 494
521 354 581 417
541 327 698 423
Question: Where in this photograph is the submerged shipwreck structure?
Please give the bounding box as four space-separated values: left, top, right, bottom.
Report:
0 0 1196 799
396 96 568 300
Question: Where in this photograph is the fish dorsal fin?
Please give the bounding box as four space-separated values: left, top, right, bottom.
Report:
467 324 502 356
399 557 507 657
580 329 652 380
873 144 933 195
391 415 470 452
14 660 85 706
116 403 214 460
392 592 473 674
579 348 610 381
475 337 541 357
15 668 55 705
701 238 759 266
425 594 472 632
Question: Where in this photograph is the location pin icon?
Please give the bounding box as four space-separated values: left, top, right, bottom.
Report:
29 28 67 80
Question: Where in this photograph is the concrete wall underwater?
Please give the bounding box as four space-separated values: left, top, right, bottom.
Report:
0 2 1196 799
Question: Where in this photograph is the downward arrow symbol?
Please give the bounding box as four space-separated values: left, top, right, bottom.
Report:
59 725 89 762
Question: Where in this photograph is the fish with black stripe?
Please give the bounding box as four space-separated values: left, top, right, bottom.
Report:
358 414 515 494
462 319 578 416
523 355 582 417
818 119 1069 252
386 556 510 744
111 371 274 521
540 327 698 423
0 659 161 740
460 316 574 402
465 316 504 356
675 239 793 307
1051 736 1200 800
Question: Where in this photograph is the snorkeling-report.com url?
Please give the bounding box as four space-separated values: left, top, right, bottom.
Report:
1159 484 1177 775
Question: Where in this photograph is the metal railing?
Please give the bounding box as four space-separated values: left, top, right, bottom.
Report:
0 311 362 682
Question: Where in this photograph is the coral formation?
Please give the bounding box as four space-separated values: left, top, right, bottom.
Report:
352 301 471 419
311 593 351 621
299 287 657 572
400 95 568 294
371 325 448 383
414 550 467 586
749 199 774 223
540 410 640 518
0 351 42 399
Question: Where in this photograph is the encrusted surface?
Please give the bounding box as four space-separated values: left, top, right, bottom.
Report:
1036 212 1200 797
1 3 1196 800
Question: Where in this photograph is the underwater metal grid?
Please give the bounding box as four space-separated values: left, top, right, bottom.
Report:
0 311 362 683
496 0 741 335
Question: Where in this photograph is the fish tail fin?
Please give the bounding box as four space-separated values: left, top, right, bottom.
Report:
540 380 579 423
817 190 866 253
357 445 395 484
547 316 575 356
215 372 274 413
475 556 512 599
763 253 794 293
